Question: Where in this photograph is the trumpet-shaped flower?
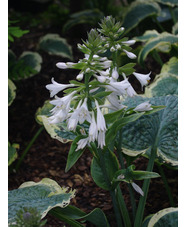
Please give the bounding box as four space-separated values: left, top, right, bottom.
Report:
122 40 136 45
89 112 98 142
67 98 91 131
133 72 151 90
50 91 77 115
98 130 106 149
107 94 125 110
101 60 112 69
95 100 106 132
75 137 89 151
124 79 137 97
46 78 75 97
56 62 76 69
112 67 119 80
131 182 144 196
124 50 136 59
107 80 130 96
133 101 152 112
94 74 107 83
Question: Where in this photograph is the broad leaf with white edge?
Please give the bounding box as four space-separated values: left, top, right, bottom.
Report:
38 34 73 60
8 178 76 225
122 1 161 34
138 32 177 65
147 207 178 226
145 73 178 97
8 79 16 106
36 101 76 143
121 96 177 167
19 51 42 78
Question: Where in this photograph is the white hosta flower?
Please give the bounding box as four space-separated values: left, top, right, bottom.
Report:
101 60 112 68
122 40 136 45
112 67 119 80
76 72 84 81
131 182 144 196
94 75 107 83
48 109 67 124
98 69 110 77
98 130 106 149
56 62 75 69
46 78 75 97
95 100 106 132
133 72 151 89
108 80 130 96
124 50 137 59
89 112 98 142
75 137 89 151
50 91 77 114
107 94 125 110
133 101 153 112
124 79 137 97
78 98 92 124
67 100 82 131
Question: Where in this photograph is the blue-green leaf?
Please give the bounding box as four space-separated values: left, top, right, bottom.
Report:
147 207 178 226
8 178 76 225
122 96 178 167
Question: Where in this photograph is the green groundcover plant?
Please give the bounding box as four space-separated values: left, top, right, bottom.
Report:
9 16 177 227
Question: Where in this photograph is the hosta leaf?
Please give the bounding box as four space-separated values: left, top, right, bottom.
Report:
8 178 76 225
122 1 161 34
39 116 76 143
172 22 178 35
138 32 178 65
153 0 178 7
65 135 87 172
121 96 178 167
8 79 16 106
91 149 119 190
8 142 19 166
147 207 178 226
36 101 76 143
19 51 42 78
51 206 110 227
145 73 178 97
63 9 104 32
134 30 159 42
38 34 73 60
161 57 178 75
35 100 53 125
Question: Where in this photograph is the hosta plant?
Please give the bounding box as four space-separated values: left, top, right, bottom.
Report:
9 16 177 226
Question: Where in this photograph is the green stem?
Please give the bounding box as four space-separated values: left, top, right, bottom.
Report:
134 144 157 227
157 164 176 207
15 126 44 171
152 49 164 67
168 6 177 24
117 130 136 220
98 150 123 227
153 16 165 32
116 186 132 227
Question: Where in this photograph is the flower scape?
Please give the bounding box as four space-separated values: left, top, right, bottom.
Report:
46 16 152 151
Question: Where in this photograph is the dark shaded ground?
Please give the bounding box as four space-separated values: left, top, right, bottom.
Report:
8 21 178 226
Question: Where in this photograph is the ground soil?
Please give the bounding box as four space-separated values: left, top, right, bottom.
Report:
8 15 178 227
